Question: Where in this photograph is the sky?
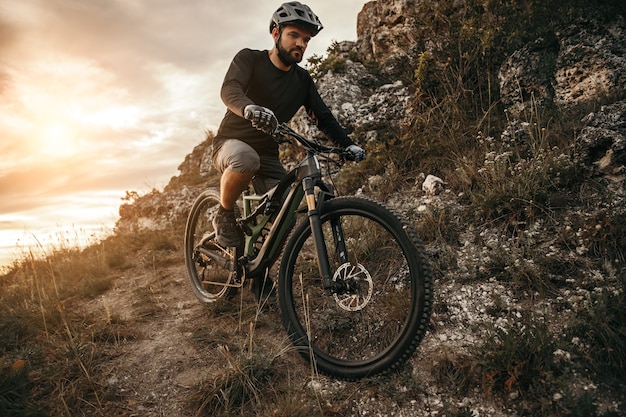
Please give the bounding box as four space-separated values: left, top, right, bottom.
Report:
0 0 369 269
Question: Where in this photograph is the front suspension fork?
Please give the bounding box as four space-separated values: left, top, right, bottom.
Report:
303 177 348 294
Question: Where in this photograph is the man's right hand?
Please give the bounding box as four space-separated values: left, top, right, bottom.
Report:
244 104 278 134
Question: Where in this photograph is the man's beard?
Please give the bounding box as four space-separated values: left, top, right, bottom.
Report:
276 39 303 66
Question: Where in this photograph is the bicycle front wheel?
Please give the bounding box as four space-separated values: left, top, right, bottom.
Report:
184 188 239 304
278 196 433 380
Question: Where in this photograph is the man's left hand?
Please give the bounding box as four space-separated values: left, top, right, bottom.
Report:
347 144 366 162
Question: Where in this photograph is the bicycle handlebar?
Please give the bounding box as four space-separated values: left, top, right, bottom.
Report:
271 123 356 161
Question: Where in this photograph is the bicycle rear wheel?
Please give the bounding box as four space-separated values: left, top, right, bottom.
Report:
184 188 240 304
278 196 433 379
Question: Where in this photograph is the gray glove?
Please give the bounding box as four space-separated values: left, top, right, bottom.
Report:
347 144 366 162
244 104 278 134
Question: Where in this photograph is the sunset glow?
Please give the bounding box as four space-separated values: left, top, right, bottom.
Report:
39 123 76 156
0 0 366 269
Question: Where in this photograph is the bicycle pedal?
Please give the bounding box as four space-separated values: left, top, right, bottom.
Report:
202 241 219 250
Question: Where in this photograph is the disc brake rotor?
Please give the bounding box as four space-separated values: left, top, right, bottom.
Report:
332 262 373 311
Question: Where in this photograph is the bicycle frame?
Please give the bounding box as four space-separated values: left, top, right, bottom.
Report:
193 123 349 292
240 151 334 284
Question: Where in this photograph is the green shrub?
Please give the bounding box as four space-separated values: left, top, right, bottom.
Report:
308 41 359 79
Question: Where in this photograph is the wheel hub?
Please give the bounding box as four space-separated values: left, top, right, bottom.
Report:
332 263 373 311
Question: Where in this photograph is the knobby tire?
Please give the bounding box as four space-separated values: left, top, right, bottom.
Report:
184 188 239 303
278 196 433 380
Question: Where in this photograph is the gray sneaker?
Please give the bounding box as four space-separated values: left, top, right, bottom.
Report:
212 209 243 248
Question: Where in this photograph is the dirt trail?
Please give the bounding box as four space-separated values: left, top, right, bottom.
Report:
78 249 529 417
87 256 215 417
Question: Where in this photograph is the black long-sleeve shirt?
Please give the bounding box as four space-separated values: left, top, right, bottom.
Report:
214 48 353 156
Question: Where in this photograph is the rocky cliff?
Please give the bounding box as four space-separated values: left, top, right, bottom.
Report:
117 0 625 230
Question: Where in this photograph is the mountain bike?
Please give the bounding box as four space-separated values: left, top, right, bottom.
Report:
184 123 433 380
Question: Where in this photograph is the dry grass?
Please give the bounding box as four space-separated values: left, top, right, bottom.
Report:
0 228 176 416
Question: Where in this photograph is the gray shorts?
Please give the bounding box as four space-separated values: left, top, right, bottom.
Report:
212 139 286 194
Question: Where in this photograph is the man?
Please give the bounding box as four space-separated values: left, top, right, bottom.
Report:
210 2 365 298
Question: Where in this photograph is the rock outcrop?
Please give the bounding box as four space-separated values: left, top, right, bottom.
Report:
356 1 416 62
499 11 626 117
579 100 626 188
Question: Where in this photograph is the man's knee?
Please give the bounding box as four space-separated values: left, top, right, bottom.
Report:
214 140 260 173
228 148 260 173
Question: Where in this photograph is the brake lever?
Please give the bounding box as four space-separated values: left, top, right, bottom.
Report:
271 124 292 144
341 150 356 162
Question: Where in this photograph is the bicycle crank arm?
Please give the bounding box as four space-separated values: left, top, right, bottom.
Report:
195 246 234 271
200 278 243 288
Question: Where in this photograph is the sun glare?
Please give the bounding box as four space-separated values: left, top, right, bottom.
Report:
39 123 78 157
27 101 141 161
13 56 142 162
